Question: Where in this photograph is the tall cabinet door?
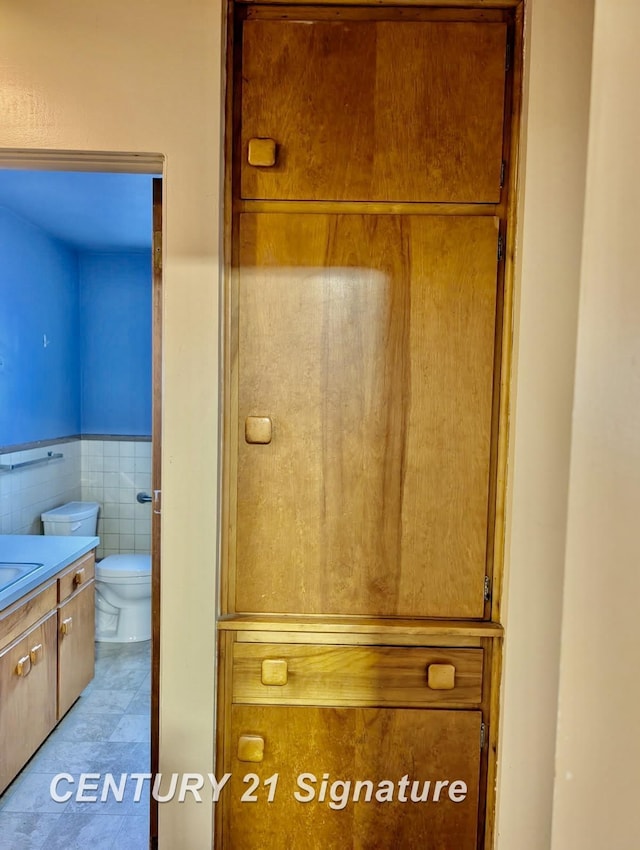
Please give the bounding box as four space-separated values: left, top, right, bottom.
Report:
234 213 499 618
226 705 482 850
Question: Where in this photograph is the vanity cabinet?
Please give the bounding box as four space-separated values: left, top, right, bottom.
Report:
0 607 57 793
220 3 521 847
0 551 96 794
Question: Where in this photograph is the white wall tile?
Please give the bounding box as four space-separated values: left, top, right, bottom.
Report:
78 438 152 556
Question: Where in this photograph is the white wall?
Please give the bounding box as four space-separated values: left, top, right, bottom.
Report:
551 2 640 847
495 1 595 847
0 2 222 846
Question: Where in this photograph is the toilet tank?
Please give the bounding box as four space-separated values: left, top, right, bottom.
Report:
41 501 100 536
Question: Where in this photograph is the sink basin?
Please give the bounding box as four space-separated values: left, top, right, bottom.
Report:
0 562 44 591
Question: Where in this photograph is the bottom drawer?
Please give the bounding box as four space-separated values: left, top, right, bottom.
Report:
223 705 482 850
0 613 57 793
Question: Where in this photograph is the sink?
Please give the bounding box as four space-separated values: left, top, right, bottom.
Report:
0 562 44 591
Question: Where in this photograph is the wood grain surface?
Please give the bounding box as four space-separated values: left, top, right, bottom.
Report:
225 705 481 849
0 613 57 794
57 580 95 719
235 213 499 618
232 643 483 706
241 20 507 202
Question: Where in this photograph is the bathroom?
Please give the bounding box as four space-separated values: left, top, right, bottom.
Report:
0 169 157 849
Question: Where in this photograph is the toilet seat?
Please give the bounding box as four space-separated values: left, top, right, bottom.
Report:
97 554 151 580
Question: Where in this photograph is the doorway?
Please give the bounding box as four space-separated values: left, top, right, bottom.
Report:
0 156 163 849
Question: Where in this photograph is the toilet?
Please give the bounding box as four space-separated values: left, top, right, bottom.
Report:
41 501 152 643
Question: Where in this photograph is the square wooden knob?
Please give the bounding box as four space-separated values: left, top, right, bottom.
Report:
248 138 277 167
245 416 272 444
237 735 265 763
261 658 288 686
427 663 456 690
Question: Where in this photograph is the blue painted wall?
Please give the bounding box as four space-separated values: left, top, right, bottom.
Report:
0 206 81 447
79 253 152 436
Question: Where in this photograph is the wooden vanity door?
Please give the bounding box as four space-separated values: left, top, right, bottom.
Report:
58 580 95 718
235 213 499 619
225 705 482 850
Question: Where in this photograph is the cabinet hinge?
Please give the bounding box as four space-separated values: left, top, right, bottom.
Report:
497 234 505 263
484 575 491 603
500 160 506 188
480 722 487 750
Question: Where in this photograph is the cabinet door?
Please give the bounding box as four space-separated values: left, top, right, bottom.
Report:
58 580 95 719
235 214 499 618
0 613 57 794
226 706 482 850
241 19 507 203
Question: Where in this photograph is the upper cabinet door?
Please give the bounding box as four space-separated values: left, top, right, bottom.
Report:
240 19 508 203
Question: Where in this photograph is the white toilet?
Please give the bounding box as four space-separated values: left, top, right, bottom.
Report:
41 501 152 643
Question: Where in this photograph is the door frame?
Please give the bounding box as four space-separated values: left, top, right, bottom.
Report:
0 148 165 849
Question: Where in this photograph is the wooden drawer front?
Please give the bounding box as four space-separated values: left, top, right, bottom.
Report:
233 644 482 707
0 582 57 648
0 613 57 794
241 19 507 203
58 552 95 603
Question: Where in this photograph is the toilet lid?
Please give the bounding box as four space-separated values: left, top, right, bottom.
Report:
96 554 151 579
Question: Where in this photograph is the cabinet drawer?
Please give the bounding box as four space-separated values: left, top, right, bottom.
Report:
0 581 57 648
241 19 507 203
58 552 95 603
232 644 483 707
0 613 57 794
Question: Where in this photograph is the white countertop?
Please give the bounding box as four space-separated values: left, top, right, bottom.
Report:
0 534 99 612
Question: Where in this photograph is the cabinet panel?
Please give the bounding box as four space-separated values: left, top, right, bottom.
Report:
241 19 507 203
233 644 483 706
236 213 498 618
58 580 95 719
0 613 57 794
225 705 481 849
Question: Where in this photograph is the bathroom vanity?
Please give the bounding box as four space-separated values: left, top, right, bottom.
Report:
0 536 98 794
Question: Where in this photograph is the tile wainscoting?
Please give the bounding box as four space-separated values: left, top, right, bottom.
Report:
0 441 81 535
0 438 152 559
81 440 151 560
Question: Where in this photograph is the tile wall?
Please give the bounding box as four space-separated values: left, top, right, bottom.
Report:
0 438 152 559
0 440 81 534
81 440 152 559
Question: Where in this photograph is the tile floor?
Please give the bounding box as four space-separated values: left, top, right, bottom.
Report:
0 640 151 849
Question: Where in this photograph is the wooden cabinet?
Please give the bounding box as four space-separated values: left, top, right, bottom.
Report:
221 2 521 847
226 705 482 850
235 213 499 618
0 610 57 794
58 581 95 719
241 18 508 202
0 552 96 793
